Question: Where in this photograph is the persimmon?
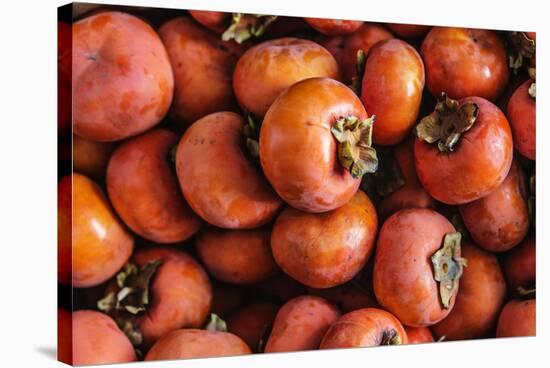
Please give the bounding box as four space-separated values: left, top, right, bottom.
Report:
320 308 407 348
106 129 202 243
508 79 536 160
226 301 279 351
502 237 536 293
58 174 133 287
58 309 72 364
404 327 434 344
158 17 244 127
414 94 513 205
196 226 278 284
431 242 507 340
176 112 282 228
73 134 115 180
260 77 378 213
496 298 536 337
421 27 509 101
459 161 529 252
308 283 378 313
361 38 425 145
271 190 378 288
188 10 229 33
265 296 340 352
386 23 431 38
233 38 339 118
373 208 464 326
73 12 174 141
304 18 362 36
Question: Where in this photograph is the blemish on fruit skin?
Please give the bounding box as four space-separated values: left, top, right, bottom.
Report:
90 14 112 31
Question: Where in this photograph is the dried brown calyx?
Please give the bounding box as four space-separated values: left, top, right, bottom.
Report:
243 114 260 162
203 313 228 332
431 232 467 309
97 260 162 346
350 49 367 96
331 115 378 179
222 14 277 44
508 31 536 73
416 93 479 152
381 329 402 345
517 286 536 299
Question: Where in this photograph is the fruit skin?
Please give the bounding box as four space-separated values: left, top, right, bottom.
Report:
304 18 363 36
507 80 536 160
373 208 457 326
145 329 251 361
58 309 72 364
73 134 115 180
271 190 378 288
361 39 425 145
73 310 137 365
132 247 212 348
196 226 278 285
265 296 341 352
308 283 378 313
404 327 434 344
386 24 431 38
502 236 536 292
188 10 228 33
320 308 407 348
158 17 244 126
431 242 507 340
73 12 174 141
496 299 536 337
58 174 133 287
233 38 339 118
459 161 529 252
260 77 367 213
421 27 509 101
226 301 279 351
106 129 202 243
414 96 513 205
176 111 282 229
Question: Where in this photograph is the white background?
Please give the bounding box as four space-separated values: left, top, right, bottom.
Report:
0 0 546 367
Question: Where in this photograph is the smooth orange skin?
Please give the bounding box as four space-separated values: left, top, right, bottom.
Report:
107 129 202 243
320 308 407 348
73 12 174 141
459 161 529 252
265 296 341 352
260 78 365 213
421 27 509 101
404 326 434 344
133 248 213 348
73 134 115 180
373 208 457 326
233 38 340 118
386 24 431 38
73 310 136 366
431 242 507 340
58 309 72 364
188 10 229 33
305 18 363 36
176 112 282 228
58 174 133 287
415 97 513 205
159 17 244 126
227 301 279 351
507 80 536 160
496 299 536 337
361 39 425 145
502 237 536 292
308 283 378 313
271 190 378 288
145 329 251 361
196 226 278 285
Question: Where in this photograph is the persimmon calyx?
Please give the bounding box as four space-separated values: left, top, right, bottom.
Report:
243 114 260 161
517 286 536 299
431 232 467 309
97 260 162 346
528 67 536 99
508 31 536 73
203 313 228 332
350 49 367 95
331 115 378 179
381 329 402 345
222 14 277 44
416 93 478 152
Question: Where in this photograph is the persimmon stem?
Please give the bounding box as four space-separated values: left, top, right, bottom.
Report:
381 329 402 345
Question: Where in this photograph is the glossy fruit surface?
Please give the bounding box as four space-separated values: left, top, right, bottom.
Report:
304 18 363 36
507 80 536 160
496 299 536 337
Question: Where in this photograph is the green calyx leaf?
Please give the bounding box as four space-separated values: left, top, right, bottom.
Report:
350 49 367 96
431 232 467 309
416 92 478 152
222 13 277 44
331 115 378 179
203 313 228 332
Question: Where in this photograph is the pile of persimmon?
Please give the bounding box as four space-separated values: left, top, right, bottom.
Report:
58 5 536 366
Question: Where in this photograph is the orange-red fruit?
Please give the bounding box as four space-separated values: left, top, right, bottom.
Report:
73 310 136 365
386 23 431 38
421 27 509 101
226 301 280 351
107 129 202 243
145 329 251 361
431 242 507 340
196 226 278 285
373 208 457 326
459 161 529 252
265 296 341 352
73 134 115 180
404 327 434 344
271 190 378 288
502 237 536 292
58 174 133 287
320 308 408 348
304 18 363 36
308 283 378 313
361 38 425 145
496 299 536 337
58 309 72 364
176 111 282 229
188 10 229 33
233 38 340 118
507 80 536 160
73 12 174 141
